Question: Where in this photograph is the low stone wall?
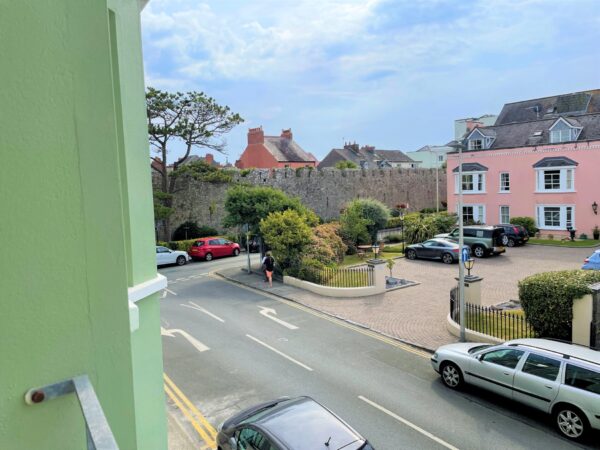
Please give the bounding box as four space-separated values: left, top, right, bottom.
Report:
283 275 383 298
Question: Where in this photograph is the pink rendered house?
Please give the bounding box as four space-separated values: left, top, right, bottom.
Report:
447 90 600 238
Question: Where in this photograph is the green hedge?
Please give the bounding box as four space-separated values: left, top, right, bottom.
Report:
519 270 600 340
510 216 537 236
165 239 197 252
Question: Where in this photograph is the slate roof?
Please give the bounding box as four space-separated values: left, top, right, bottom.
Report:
452 163 489 172
450 112 600 152
495 89 600 125
263 136 315 163
318 145 414 168
532 156 579 168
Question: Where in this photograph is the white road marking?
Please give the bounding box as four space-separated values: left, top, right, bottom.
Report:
163 288 178 296
258 306 298 330
182 302 225 323
358 396 459 450
246 334 312 371
161 327 209 353
176 277 187 281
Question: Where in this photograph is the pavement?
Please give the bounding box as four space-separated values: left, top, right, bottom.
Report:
216 244 596 352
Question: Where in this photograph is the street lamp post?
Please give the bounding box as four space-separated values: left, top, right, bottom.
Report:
449 140 466 342
434 149 440 213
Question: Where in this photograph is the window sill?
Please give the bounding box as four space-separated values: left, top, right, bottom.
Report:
534 190 576 194
498 191 511 194
538 226 571 231
454 191 487 195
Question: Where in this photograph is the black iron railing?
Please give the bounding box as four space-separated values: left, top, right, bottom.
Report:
450 294 536 340
300 265 374 288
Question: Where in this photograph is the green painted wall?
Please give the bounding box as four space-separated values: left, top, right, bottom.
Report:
0 1 166 449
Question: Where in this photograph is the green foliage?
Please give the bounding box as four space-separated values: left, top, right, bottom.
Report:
403 212 457 245
260 210 313 275
580 233 588 240
335 160 358 169
153 191 173 220
386 258 396 276
303 223 347 267
297 258 328 283
386 217 403 228
156 241 169 247
384 234 403 243
519 270 600 340
172 221 219 241
172 161 233 184
509 216 538 236
223 184 318 234
340 206 373 250
240 168 253 177
166 239 197 251
342 198 390 243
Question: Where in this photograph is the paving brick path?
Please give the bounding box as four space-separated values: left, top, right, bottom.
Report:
218 245 596 351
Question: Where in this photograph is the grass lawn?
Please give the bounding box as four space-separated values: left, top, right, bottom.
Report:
528 238 600 248
465 309 536 340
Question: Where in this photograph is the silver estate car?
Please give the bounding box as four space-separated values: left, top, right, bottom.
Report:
431 338 600 441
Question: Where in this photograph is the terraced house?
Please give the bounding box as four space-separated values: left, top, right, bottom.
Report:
446 90 600 237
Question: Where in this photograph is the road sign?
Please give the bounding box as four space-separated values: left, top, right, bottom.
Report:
461 248 469 262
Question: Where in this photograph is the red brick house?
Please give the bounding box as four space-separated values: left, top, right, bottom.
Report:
235 127 317 169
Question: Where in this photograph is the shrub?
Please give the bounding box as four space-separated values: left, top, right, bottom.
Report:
386 217 403 228
384 234 403 243
172 221 218 241
297 257 328 283
510 217 538 236
240 168 253 177
166 239 197 252
303 222 347 265
260 209 313 275
335 160 358 169
519 270 600 340
402 211 458 245
156 241 169 248
342 198 390 243
580 233 588 240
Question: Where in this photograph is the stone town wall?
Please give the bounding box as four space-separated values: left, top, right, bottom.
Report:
166 167 447 233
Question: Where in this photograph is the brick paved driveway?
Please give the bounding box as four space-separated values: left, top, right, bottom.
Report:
265 245 597 351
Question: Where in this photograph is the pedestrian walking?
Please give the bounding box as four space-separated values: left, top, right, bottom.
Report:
264 251 275 288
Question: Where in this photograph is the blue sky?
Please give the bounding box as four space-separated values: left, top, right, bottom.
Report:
141 0 600 164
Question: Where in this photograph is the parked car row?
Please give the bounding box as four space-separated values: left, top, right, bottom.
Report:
156 237 241 266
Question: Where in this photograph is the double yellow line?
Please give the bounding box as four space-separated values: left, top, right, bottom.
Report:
163 373 218 449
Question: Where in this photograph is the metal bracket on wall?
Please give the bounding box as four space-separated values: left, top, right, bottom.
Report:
24 375 118 450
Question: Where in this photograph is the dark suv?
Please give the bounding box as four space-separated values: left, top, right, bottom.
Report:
217 396 374 450
494 224 529 247
436 226 506 258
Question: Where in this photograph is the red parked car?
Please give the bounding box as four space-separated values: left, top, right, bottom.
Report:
188 237 241 261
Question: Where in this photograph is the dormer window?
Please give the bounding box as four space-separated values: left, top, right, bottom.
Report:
465 128 496 150
549 117 583 144
468 139 483 150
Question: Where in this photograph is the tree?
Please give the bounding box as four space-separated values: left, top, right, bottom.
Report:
147 87 243 238
335 160 358 169
171 221 219 241
223 185 318 235
260 210 313 274
340 206 372 251
342 198 390 244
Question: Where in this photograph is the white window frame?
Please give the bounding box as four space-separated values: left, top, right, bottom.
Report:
499 205 510 224
468 139 483 150
459 204 486 224
535 205 576 230
499 172 510 193
535 166 575 193
550 129 572 144
454 171 486 194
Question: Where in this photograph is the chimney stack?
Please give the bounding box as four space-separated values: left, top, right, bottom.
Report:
281 128 293 140
248 126 265 144
466 120 483 132
205 153 214 165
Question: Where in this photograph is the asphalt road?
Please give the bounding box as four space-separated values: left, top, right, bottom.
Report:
158 258 598 450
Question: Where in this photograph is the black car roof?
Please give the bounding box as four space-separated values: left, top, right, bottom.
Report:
249 397 364 450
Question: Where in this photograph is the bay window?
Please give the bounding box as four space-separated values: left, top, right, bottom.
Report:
536 205 575 230
535 167 575 192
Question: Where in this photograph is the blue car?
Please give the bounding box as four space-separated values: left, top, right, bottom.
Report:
582 249 600 270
